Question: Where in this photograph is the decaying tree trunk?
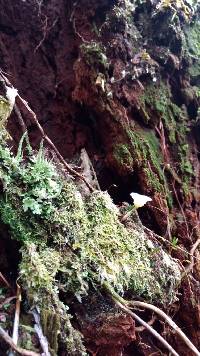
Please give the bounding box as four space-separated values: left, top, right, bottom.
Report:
0 0 200 355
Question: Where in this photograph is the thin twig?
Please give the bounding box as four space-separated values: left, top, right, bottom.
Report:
0 71 94 192
0 325 40 356
0 272 11 289
184 238 200 275
143 226 200 265
128 301 200 356
0 296 16 309
34 16 58 53
17 94 95 192
115 300 179 356
8 283 21 356
172 181 190 241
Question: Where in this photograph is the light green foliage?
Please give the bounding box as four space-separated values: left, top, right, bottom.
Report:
154 0 193 22
0 96 11 128
0 137 62 243
112 0 134 21
20 244 60 298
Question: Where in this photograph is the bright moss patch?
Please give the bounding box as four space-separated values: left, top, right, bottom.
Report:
113 143 133 167
0 116 181 352
126 128 169 196
138 82 194 196
185 19 200 79
0 130 180 303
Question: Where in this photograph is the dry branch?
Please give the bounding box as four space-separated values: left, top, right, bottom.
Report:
184 238 200 275
0 71 95 192
0 325 40 356
12 284 21 344
0 296 16 309
17 94 95 192
0 272 11 289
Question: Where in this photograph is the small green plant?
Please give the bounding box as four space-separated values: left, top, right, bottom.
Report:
171 236 179 249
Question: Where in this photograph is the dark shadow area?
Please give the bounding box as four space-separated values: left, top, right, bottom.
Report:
0 223 21 285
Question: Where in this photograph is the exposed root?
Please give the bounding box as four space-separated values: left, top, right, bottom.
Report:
135 314 156 332
128 301 200 356
115 301 179 356
104 283 200 356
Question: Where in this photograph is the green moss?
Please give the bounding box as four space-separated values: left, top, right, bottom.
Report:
184 17 200 79
0 96 11 124
139 81 194 197
0 137 180 302
81 41 109 69
126 129 168 195
139 83 181 143
113 143 133 167
0 133 181 351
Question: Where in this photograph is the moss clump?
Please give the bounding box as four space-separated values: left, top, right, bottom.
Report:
20 244 87 356
113 143 133 168
139 82 193 196
0 131 181 351
184 17 200 83
139 82 181 143
0 136 180 301
0 96 11 124
81 41 109 69
126 128 169 196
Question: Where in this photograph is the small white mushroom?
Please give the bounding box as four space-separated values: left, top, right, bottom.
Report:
5 86 18 110
130 192 152 208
